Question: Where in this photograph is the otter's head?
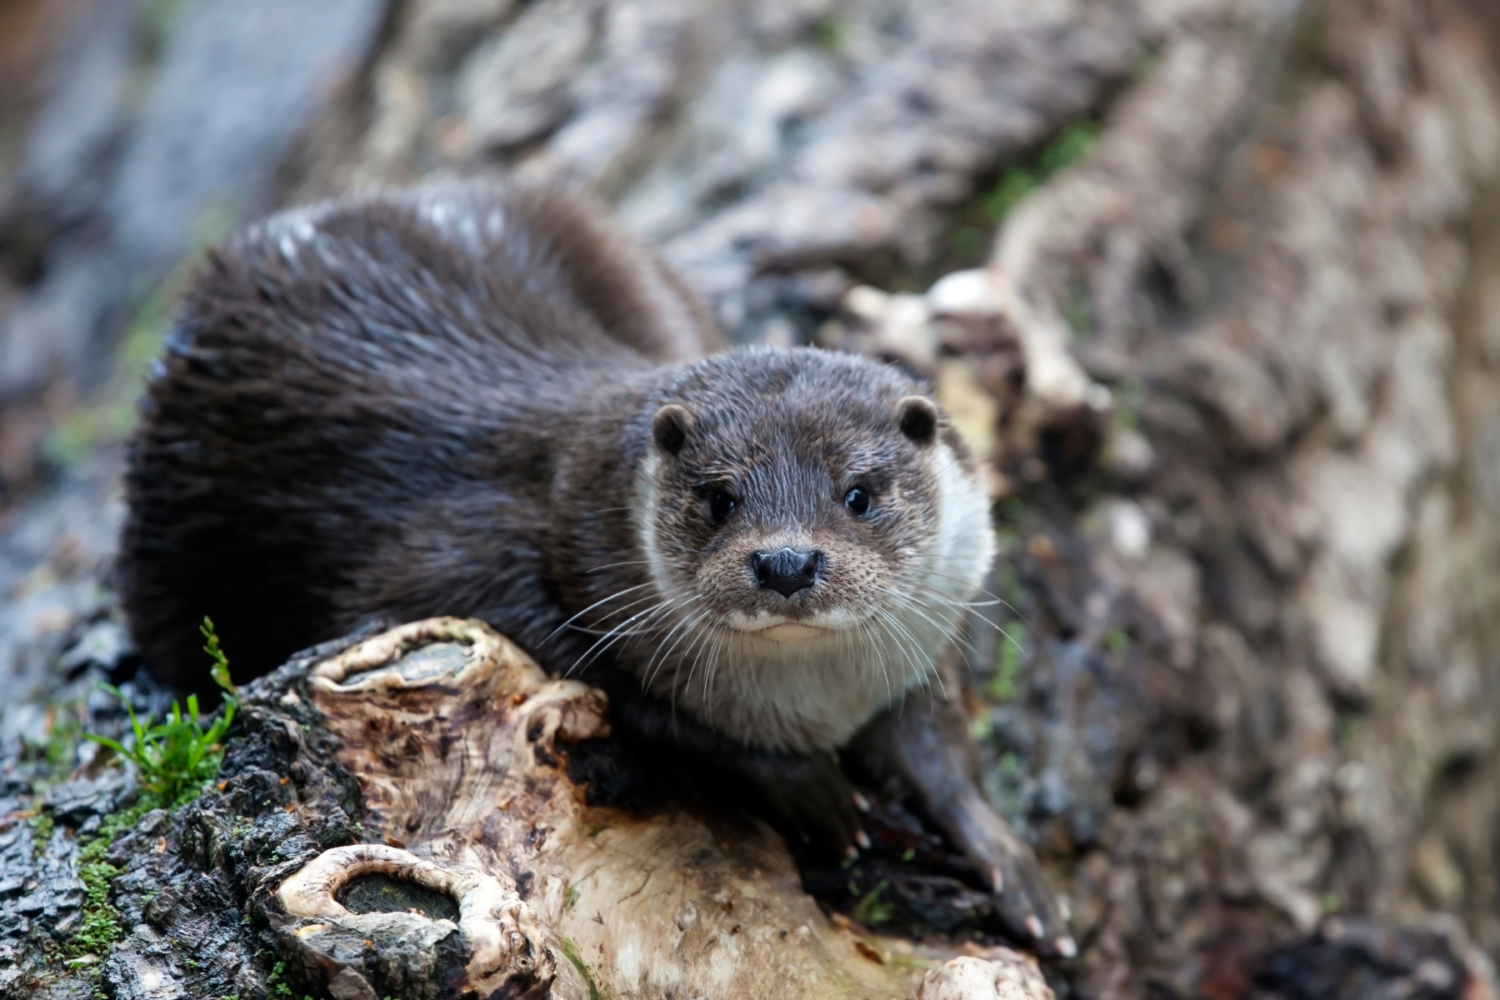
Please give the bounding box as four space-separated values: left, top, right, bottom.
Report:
631 347 995 751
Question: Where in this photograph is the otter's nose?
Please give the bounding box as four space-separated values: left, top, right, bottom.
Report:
751 548 825 598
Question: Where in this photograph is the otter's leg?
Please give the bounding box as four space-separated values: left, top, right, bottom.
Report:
605 685 869 857
847 688 1076 958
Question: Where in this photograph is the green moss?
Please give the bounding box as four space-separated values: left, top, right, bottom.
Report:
1038 121 1101 175
59 621 240 969
71 858 125 959
66 796 159 961
981 170 1040 225
29 811 55 857
559 938 605 1000
266 960 294 998
986 632 1023 703
980 121 1101 225
1104 628 1131 657
812 15 847 52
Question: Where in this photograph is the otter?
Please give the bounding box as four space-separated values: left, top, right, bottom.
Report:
118 183 1072 955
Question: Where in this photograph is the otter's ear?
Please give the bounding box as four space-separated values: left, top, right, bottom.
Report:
651 404 694 456
895 395 939 446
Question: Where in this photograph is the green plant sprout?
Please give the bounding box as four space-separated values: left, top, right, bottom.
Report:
86 617 239 806
851 880 895 926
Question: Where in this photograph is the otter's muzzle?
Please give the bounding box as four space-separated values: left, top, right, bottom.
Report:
751 548 825 598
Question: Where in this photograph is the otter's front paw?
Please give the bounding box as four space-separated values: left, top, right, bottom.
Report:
936 789 1075 959
734 750 870 860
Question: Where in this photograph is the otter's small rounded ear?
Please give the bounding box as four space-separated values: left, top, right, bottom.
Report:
896 395 939 446
651 404 694 456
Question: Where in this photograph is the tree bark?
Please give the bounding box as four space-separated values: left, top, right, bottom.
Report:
267 618 1053 1000
5 0 1500 997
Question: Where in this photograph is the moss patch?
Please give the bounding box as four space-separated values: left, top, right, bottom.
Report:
980 121 1100 223
28 811 55 858
938 119 1103 276
66 797 158 961
559 938 606 1000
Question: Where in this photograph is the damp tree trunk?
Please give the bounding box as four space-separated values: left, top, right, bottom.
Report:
194 618 1058 1000
4 0 1500 998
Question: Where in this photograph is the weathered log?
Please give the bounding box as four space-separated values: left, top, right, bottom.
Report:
1 617 1061 999
267 617 1054 1000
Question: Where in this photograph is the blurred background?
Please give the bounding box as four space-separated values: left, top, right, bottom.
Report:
2 0 1500 997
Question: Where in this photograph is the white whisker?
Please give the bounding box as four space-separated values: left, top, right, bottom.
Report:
542 582 654 645
565 600 675 676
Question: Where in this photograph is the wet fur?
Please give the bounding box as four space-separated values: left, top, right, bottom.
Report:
124 185 707 685
118 183 1073 952
122 183 993 757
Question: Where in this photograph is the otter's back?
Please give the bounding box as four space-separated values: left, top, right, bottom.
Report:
119 184 719 690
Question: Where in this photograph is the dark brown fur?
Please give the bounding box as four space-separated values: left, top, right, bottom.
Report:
118 183 1071 954
122 186 705 684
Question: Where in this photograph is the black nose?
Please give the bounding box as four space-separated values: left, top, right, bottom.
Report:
751 548 825 598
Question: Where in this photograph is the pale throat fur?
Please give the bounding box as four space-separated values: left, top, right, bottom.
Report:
630 438 997 754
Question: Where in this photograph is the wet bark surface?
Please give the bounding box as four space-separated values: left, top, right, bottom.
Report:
3 0 1500 997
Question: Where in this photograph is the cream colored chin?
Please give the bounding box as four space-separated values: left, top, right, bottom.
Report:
753 622 829 642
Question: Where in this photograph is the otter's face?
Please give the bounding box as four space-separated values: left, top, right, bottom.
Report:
629 349 996 750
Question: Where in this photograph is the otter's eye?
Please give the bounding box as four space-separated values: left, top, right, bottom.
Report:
708 490 737 526
844 486 872 517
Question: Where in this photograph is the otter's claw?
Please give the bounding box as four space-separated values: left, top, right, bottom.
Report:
935 786 1073 958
